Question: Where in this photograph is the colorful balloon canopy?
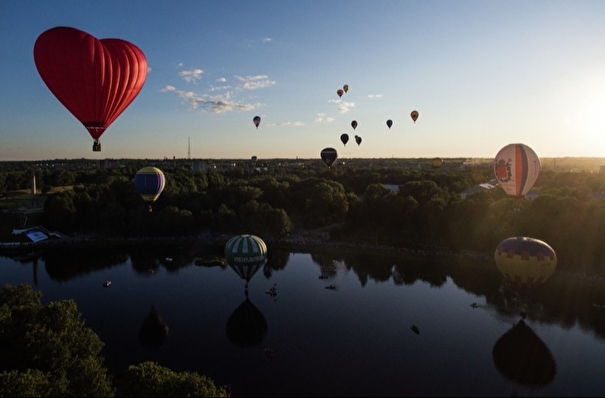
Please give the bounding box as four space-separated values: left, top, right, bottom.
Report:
494 143 541 200
494 237 557 292
410 110 419 123
340 133 349 146
337 89 344 98
351 120 358 130
34 26 148 152
355 135 362 146
320 147 338 168
253 116 261 129
386 119 393 129
134 167 166 205
225 234 268 294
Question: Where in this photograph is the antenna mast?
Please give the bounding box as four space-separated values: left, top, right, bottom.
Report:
188 137 191 159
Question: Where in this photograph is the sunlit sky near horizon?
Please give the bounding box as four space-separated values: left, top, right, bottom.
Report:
1 0 605 161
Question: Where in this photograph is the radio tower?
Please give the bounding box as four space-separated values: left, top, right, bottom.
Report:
188 137 191 160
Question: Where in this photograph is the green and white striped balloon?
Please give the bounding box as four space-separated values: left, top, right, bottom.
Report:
225 234 268 283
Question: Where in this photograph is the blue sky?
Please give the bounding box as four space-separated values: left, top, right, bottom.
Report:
1 0 605 161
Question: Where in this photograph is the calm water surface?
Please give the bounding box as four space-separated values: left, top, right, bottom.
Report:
1 245 604 397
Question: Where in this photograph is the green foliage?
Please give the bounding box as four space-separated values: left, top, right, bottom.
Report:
0 283 115 396
0 284 228 397
114 361 229 397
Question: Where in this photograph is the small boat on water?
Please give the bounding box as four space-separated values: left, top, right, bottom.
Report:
266 283 277 297
325 284 336 290
103 280 112 287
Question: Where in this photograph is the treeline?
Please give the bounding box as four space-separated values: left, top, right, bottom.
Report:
2 161 605 276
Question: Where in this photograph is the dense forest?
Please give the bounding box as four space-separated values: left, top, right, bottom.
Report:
2 157 605 277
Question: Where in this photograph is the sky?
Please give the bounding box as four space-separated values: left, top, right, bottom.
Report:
1 0 605 161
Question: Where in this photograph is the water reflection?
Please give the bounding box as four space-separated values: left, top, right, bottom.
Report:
138 304 169 349
492 318 557 387
225 298 268 348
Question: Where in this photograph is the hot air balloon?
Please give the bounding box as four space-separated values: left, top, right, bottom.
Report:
355 135 362 146
494 143 541 201
410 110 419 123
351 120 358 131
225 234 268 297
386 119 393 129
320 147 338 168
337 89 344 98
343 84 349 93
494 237 557 293
134 167 165 212
251 155 257 163
340 133 349 146
432 157 444 169
253 116 261 129
34 26 148 152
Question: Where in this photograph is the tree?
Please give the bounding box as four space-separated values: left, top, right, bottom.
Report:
0 284 229 397
114 361 229 397
0 283 115 396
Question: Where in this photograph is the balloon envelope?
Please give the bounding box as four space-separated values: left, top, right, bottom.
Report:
494 143 541 199
432 157 443 168
320 147 338 168
343 84 349 93
225 234 268 283
253 116 261 129
411 110 419 123
351 120 358 130
340 133 349 146
494 237 557 292
386 119 393 129
337 89 344 98
34 26 147 148
355 135 362 146
134 167 165 203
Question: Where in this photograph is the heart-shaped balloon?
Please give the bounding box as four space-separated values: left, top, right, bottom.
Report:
34 26 147 149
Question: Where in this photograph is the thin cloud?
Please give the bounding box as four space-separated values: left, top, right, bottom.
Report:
368 94 383 98
178 68 204 83
161 85 260 114
329 99 355 113
315 113 335 123
235 75 276 90
262 37 273 43
266 121 305 127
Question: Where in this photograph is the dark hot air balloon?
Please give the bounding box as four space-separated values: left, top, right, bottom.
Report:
134 167 165 212
34 26 148 152
337 89 344 98
343 84 349 93
410 110 419 123
320 147 338 168
494 143 541 202
253 116 261 129
340 133 349 146
355 135 362 146
351 120 358 130
432 157 444 169
386 119 393 129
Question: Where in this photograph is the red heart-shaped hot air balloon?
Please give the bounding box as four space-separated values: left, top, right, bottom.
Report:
34 26 148 151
